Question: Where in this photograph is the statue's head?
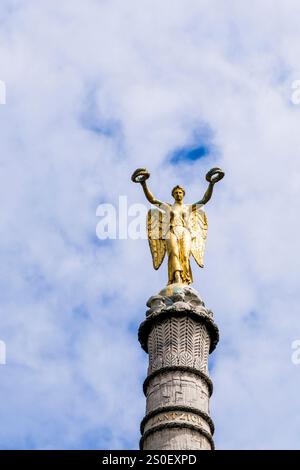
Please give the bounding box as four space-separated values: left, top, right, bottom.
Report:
171 185 185 202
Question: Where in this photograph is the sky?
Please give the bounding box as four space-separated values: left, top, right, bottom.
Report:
0 0 300 450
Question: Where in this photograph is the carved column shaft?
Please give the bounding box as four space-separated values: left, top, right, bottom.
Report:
138 286 219 450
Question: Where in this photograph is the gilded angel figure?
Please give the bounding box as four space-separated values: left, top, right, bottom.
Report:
131 167 224 286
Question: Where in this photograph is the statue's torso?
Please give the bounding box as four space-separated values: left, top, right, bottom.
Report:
169 204 190 228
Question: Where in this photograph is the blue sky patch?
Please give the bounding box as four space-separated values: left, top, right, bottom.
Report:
169 127 214 165
170 144 209 164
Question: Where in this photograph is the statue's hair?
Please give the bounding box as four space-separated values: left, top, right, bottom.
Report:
171 185 185 197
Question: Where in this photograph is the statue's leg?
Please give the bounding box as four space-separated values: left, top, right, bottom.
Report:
166 231 182 284
181 230 192 283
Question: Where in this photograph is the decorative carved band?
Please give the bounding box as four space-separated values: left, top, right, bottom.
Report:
140 422 215 450
139 308 219 354
147 315 210 375
140 405 215 435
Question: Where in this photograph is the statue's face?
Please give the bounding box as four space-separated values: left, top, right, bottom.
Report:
173 188 184 202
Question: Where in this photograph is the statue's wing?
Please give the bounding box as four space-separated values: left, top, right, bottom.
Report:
189 206 208 268
147 209 167 270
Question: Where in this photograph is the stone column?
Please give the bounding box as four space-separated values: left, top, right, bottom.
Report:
138 284 219 450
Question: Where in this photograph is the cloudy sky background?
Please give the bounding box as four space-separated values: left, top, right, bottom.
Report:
0 0 300 449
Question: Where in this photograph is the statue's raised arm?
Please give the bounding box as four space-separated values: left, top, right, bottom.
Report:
131 168 170 211
192 167 225 207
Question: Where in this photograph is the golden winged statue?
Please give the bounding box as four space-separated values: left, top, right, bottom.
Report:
131 167 224 285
